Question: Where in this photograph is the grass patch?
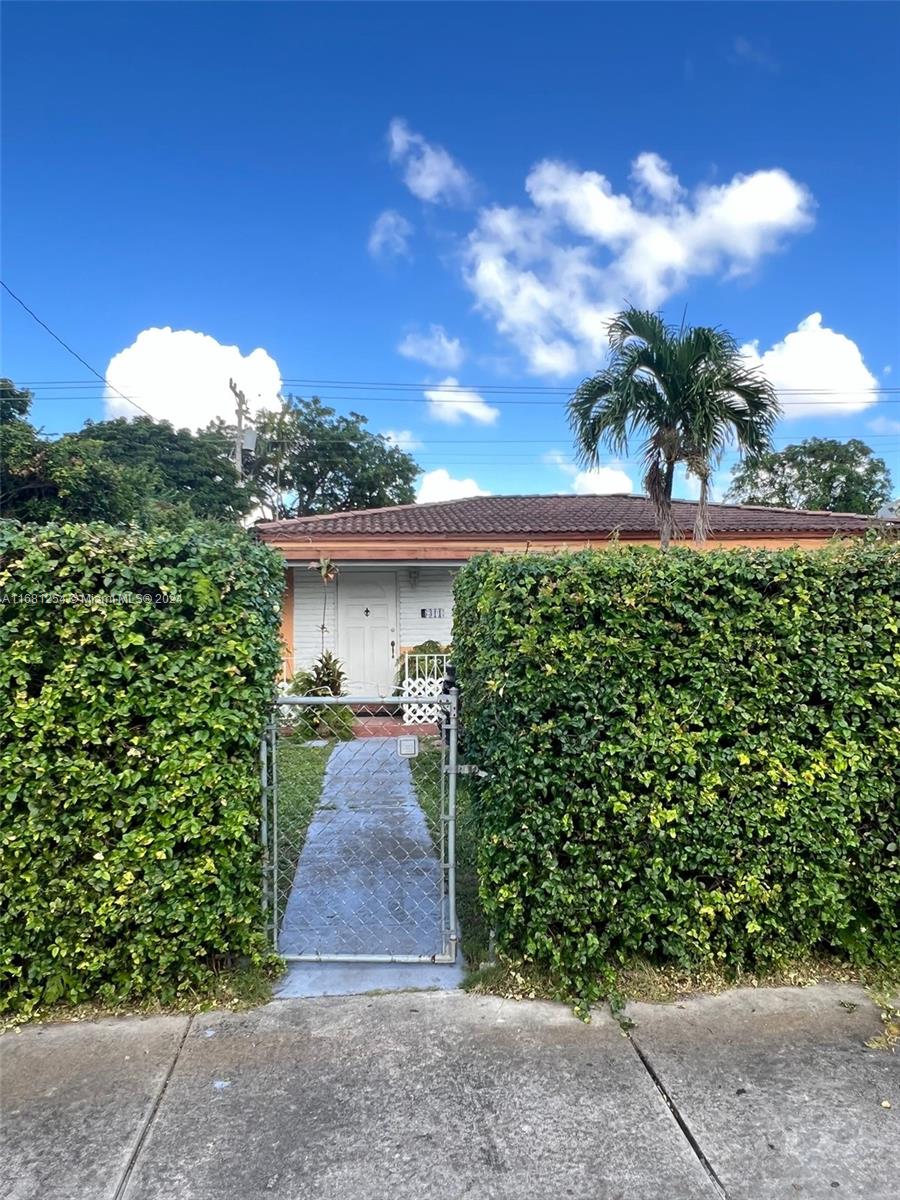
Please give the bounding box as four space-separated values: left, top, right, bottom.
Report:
410 742 490 969
274 736 332 920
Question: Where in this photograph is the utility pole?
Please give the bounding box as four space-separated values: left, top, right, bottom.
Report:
228 378 249 483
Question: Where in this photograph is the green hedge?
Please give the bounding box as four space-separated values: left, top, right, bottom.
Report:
454 542 900 1007
0 522 283 1014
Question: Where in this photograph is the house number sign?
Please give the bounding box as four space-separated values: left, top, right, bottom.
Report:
420 607 445 619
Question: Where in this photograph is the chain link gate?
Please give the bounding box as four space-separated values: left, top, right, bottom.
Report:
260 690 459 964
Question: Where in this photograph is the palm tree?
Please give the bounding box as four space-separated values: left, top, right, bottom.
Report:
568 308 779 547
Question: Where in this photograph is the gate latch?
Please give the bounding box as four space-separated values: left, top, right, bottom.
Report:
455 763 488 778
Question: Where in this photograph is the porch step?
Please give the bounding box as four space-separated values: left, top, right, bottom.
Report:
352 717 439 737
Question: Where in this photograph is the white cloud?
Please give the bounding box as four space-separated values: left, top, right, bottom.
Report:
382 428 423 450
572 467 634 495
368 209 413 259
673 465 702 502
631 152 684 205
424 376 499 425
105 327 281 428
543 449 577 476
388 118 473 206
741 313 878 416
398 324 465 370
463 153 814 376
868 416 900 435
711 466 736 503
417 468 490 504
544 449 634 495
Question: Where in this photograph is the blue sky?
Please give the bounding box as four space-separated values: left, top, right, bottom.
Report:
2 1 899 503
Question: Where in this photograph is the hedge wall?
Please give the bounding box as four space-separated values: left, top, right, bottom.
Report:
0 522 284 1014
454 542 900 1006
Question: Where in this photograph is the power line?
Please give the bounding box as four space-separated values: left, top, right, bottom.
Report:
14 375 900 397
17 388 900 409
279 377 900 397
24 434 900 462
17 380 900 398
0 282 155 419
25 432 900 448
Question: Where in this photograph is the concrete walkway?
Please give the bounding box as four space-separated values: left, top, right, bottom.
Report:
3 985 897 1200
279 738 445 960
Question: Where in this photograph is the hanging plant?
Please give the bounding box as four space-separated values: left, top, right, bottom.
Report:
308 556 338 654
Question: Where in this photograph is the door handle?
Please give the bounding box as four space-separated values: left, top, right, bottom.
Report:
390 640 396 657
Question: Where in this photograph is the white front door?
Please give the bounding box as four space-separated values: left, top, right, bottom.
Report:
337 572 397 696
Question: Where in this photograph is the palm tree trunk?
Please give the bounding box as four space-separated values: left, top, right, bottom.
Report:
693 471 711 544
659 458 676 549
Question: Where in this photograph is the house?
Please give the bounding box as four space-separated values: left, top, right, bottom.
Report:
255 493 891 694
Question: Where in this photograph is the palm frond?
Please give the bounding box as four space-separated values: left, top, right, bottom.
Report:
607 307 671 354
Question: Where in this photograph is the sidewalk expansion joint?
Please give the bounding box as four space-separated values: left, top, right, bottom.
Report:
626 1031 730 1200
112 1014 194 1200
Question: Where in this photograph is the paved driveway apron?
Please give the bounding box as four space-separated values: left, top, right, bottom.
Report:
279 737 442 958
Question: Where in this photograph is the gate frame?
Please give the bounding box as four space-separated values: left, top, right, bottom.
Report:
261 689 460 965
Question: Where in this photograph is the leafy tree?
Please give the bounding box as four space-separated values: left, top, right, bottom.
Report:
2 380 147 523
1 385 247 524
0 377 31 422
726 438 893 515
568 309 779 546
1 380 43 516
72 417 248 521
4 437 155 524
2 381 419 526
247 395 419 519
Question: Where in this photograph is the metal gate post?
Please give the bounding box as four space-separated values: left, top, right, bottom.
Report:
446 687 459 961
260 724 269 938
269 716 279 949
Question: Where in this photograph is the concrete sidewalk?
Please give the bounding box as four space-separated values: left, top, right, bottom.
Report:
2 985 897 1200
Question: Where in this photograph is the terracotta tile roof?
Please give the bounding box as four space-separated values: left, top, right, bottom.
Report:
254 494 893 540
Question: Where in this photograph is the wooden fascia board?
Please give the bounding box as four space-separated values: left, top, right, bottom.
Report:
264 531 856 561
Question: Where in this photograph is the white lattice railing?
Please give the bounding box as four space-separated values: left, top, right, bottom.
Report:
401 653 450 725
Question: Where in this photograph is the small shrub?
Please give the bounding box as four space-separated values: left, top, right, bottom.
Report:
279 696 356 742
317 703 356 741
396 639 451 687
281 652 353 740
407 639 450 657
289 650 346 697
454 542 900 1010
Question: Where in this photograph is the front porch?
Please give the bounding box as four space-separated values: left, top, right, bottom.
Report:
281 562 457 697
